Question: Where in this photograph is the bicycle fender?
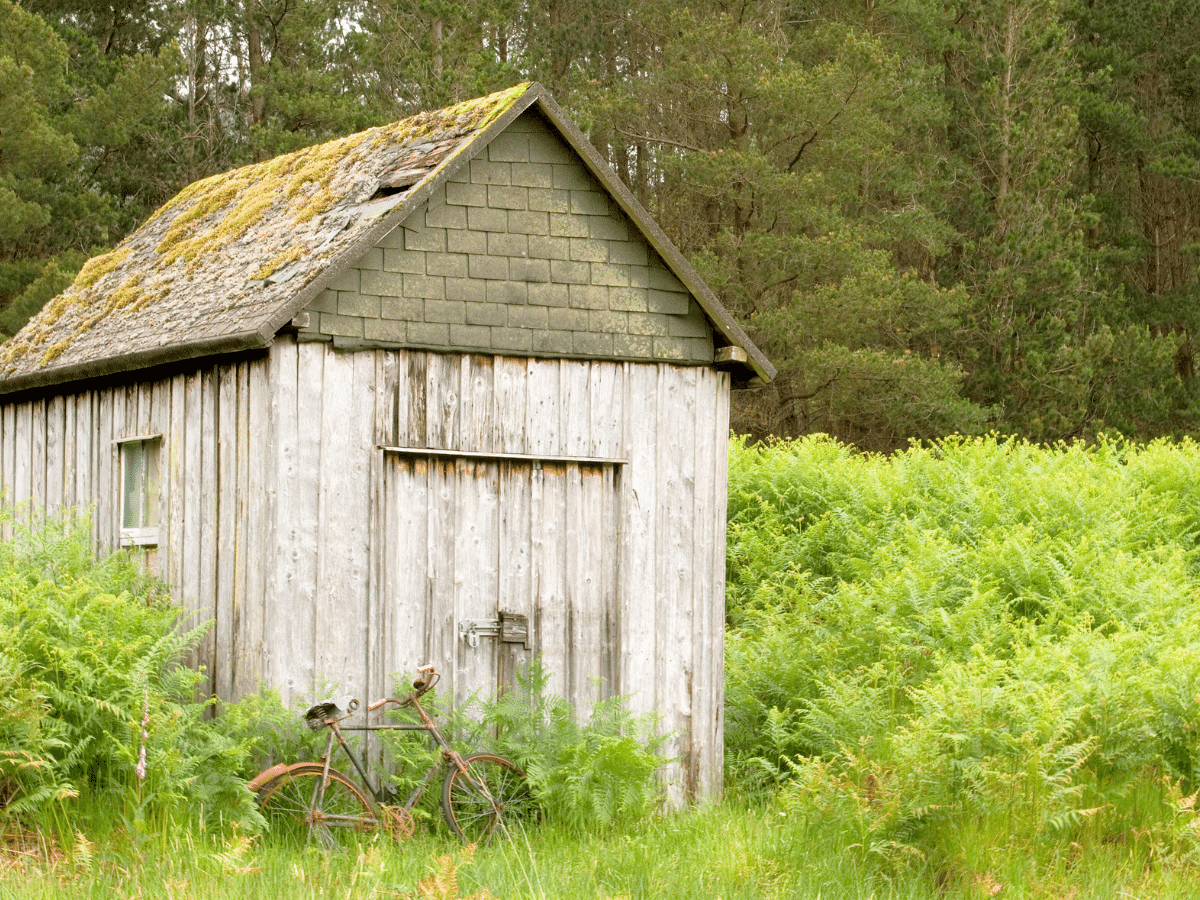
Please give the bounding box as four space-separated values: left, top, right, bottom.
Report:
248 761 303 793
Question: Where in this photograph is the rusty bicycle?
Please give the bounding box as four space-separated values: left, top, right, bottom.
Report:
249 665 535 847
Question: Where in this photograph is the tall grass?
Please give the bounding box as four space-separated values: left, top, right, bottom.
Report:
725 435 1200 885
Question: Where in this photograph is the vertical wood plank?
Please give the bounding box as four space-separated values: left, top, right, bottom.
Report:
95 391 114 545
565 465 604 716
165 375 186 594
497 461 533 694
690 370 718 799
75 393 94 545
239 357 272 698
619 364 658 719
405 352 427 448
588 363 624 459
708 370 731 798
656 365 696 803
1 402 16 532
179 372 204 672
426 459 457 687
61 393 77 513
288 341 324 704
522 359 555 456
314 349 373 700
560 361 590 457
30 398 47 522
378 350 399 448
425 353 460 451
214 366 239 701
460 355 494 453
266 339 299 699
495 357 529 454
532 463 568 701
197 369 220 698
45 395 65 514
382 456 430 693
453 459 499 710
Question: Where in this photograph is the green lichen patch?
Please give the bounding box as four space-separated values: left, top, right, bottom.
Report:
253 246 305 281
73 248 133 291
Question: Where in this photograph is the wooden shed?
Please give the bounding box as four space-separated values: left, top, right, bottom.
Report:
0 83 773 799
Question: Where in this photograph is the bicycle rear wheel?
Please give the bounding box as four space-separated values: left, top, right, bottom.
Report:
256 763 377 848
441 753 536 845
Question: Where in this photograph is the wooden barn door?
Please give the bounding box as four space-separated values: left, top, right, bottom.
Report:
374 452 620 714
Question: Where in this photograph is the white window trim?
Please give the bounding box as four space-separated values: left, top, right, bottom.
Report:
117 434 162 548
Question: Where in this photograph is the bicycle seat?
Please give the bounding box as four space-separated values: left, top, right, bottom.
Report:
304 700 342 730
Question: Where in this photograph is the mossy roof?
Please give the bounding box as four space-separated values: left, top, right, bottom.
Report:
0 82 773 394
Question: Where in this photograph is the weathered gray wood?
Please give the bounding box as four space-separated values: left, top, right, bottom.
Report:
690 369 718 798
589 364 623 459
0 342 735 799
29 398 47 523
497 461 533 694
560 361 589 457
566 464 601 713
45 395 65 513
705 369 731 797
165 375 186 595
461 355 494 454
656 365 697 803
95 390 114 545
382 455 430 693
61 393 77 513
405 352 427 448
520 362 552 458
454 459 499 710
426 458 457 685
425 353 460 451
379 350 400 449
266 339 300 696
197 369 219 698
214 365 239 701
619 363 658 719
1 402 15 534
496 357 530 454
532 463 568 700
288 341 324 704
239 358 271 697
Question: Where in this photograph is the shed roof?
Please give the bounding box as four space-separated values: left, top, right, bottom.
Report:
0 83 773 395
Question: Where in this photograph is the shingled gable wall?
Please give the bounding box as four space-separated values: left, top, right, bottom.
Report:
295 110 715 362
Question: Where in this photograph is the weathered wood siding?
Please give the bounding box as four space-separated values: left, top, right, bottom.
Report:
0 337 730 798
0 359 275 703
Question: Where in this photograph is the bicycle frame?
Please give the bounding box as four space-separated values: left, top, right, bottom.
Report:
252 666 525 844
324 689 462 812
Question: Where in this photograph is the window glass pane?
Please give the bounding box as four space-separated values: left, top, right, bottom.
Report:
123 442 145 528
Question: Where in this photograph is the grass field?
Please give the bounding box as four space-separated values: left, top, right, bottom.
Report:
11 435 1200 897
6 800 1200 900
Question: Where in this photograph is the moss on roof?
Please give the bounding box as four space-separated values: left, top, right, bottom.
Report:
1 83 532 379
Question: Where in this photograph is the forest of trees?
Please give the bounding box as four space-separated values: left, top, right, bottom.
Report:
3 0 1199 449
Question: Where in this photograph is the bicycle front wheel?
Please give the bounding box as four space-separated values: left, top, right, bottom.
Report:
441 753 536 844
256 763 377 848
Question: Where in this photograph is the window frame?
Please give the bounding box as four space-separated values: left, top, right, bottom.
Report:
116 434 162 548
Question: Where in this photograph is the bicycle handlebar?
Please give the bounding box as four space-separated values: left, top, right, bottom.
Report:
363 666 440 712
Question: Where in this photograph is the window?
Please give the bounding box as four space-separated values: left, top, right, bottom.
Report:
119 436 161 547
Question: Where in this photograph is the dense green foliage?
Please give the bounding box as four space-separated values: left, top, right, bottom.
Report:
4 0 1200 447
473 662 666 833
0 513 258 835
725 435 1200 877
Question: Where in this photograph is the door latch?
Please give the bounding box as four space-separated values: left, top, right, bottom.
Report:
458 611 531 649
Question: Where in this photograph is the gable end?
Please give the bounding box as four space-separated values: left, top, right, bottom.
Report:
294 110 714 365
